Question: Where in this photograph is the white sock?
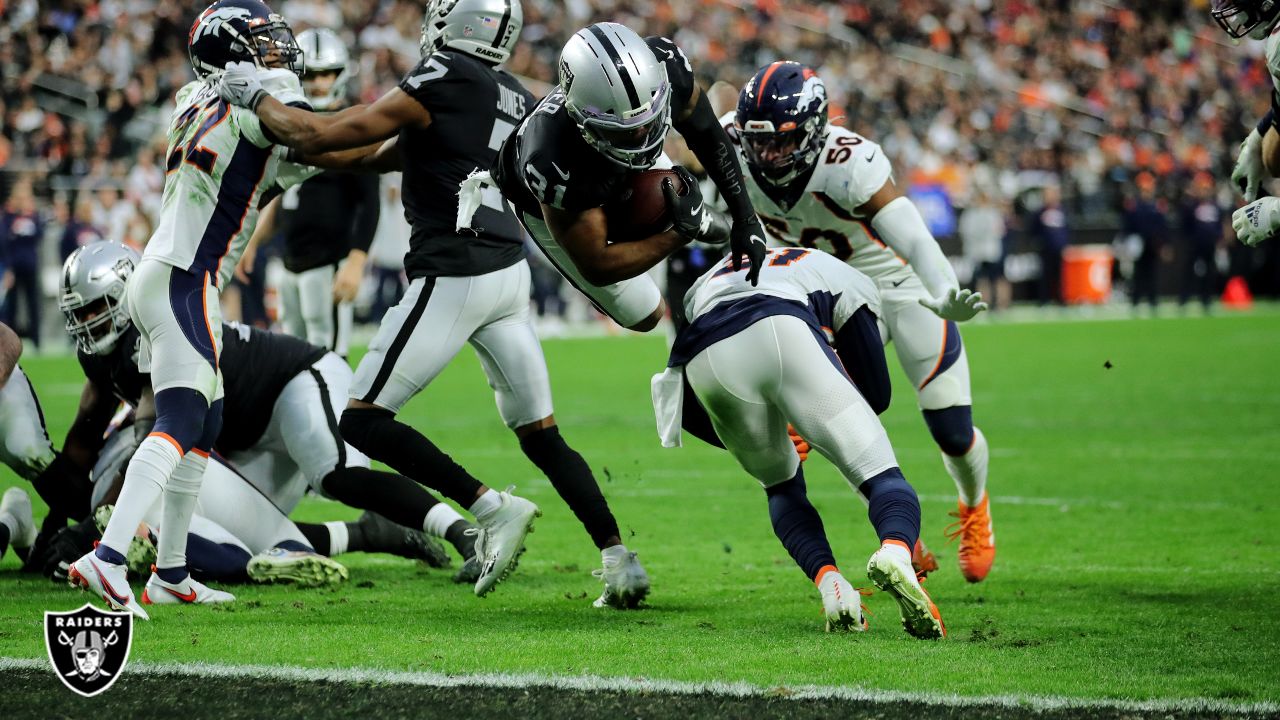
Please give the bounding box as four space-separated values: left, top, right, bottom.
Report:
424 503 465 538
880 540 912 567
468 489 502 523
100 435 183 558
156 452 208 572
942 427 988 507
0 512 17 538
601 544 628 563
324 521 349 556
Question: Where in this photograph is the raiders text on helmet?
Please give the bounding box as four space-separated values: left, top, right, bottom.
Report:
559 23 671 170
420 0 522 65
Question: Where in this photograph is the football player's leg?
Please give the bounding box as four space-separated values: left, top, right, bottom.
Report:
520 211 665 332
277 269 306 341
0 366 56 483
342 276 492 507
296 263 339 353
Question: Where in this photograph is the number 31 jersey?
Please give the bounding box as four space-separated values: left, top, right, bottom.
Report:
720 113 909 283
149 79 291 289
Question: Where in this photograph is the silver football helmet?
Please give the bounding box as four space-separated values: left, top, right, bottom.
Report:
420 0 522 66
560 23 671 170
297 28 351 110
59 243 140 356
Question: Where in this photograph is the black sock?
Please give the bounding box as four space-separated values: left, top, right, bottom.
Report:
340 407 484 506
519 426 619 549
444 519 476 559
296 523 332 555
766 466 837 582
320 465 441 531
858 467 921 548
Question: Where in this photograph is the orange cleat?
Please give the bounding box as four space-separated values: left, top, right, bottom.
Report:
787 424 810 462
945 493 996 583
912 537 939 577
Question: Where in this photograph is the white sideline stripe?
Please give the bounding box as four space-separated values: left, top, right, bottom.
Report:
1 657 1276 715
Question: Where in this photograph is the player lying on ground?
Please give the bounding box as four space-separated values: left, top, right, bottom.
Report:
652 247 944 638
57 244 480 609
1214 0 1280 246
65 0 323 619
216 0 646 606
487 22 767 331
726 62 995 582
0 320 40 564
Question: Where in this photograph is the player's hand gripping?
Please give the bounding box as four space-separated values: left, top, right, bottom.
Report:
662 166 729 246
919 287 989 322
216 61 268 110
729 213 768 286
1233 196 1280 247
1233 129 1267 203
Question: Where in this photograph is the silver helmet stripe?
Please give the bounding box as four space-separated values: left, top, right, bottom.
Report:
585 24 640 109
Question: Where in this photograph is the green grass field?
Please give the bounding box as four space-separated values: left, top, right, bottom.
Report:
2 311 1279 716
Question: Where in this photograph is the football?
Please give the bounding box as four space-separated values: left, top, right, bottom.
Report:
603 168 688 242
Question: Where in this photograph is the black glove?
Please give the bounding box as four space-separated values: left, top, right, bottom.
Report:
662 166 730 245
729 213 768 286
30 518 100 582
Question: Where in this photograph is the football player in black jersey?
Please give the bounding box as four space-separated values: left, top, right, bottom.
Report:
488 22 768 334
215 0 649 606
249 28 378 358
47 243 481 593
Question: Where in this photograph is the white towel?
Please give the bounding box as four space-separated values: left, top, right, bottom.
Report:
650 367 685 448
456 169 492 233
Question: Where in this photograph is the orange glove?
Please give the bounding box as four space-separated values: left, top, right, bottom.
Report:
788 424 810 462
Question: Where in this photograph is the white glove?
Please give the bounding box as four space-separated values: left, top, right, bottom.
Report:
216 61 268 110
919 287 989 322
1232 196 1280 247
1233 129 1267 203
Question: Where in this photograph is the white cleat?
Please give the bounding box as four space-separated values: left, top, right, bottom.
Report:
472 487 540 597
68 551 149 621
866 544 945 640
246 547 348 587
142 571 235 605
0 487 37 559
817 569 867 633
592 549 650 609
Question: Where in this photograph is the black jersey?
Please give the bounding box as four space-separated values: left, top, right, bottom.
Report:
493 37 697 219
279 170 380 274
78 323 327 453
396 49 534 279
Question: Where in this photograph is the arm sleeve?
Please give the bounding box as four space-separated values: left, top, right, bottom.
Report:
348 173 382 253
676 90 756 223
870 196 958 298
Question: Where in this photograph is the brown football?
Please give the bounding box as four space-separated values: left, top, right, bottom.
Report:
603 169 688 243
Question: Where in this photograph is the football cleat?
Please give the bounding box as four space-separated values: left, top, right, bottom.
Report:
816 567 867 632
0 487 37 559
92 505 156 577
453 554 481 585
141 570 235 605
912 537 939 577
866 542 944 640
592 549 650 609
247 547 349 587
355 511 451 568
945 493 996 583
68 551 149 620
472 487 540 597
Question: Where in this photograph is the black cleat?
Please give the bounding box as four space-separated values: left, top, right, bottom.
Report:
356 512 451 568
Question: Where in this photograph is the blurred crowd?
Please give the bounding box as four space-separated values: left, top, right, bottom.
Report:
1 0 1277 347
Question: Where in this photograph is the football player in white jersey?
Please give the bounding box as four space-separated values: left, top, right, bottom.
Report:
651 247 944 638
1213 1 1280 246
724 62 996 583
68 0 313 618
0 321 41 564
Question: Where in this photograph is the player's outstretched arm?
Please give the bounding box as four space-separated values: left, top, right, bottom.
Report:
860 180 987 321
543 204 687 286
0 320 20 389
672 84 767 283
296 138 402 173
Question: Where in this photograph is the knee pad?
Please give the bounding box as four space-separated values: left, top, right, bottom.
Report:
152 387 212 454
922 405 975 457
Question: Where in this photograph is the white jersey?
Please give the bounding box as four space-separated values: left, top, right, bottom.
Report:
149 74 306 289
684 246 880 335
720 113 910 283
1266 30 1280 98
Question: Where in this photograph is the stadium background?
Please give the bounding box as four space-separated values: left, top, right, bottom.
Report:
2 0 1279 345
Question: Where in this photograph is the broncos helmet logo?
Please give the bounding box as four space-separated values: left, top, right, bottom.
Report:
190 6 252 46
795 71 826 115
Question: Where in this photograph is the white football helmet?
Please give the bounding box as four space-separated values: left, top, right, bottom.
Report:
559 23 671 170
59 243 140 356
296 28 351 110
420 0 522 66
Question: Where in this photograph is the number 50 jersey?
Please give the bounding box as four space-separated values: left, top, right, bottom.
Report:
149 78 299 289
720 113 909 284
